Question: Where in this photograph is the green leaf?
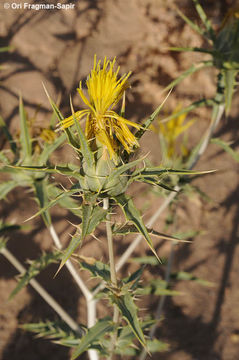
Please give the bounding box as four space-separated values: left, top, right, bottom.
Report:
112 223 190 243
111 292 146 348
57 233 83 273
171 271 215 287
211 137 239 162
192 0 216 42
222 69 237 115
59 202 106 270
9 251 62 299
79 259 111 282
0 151 10 164
0 237 8 252
43 84 80 149
39 133 66 165
87 206 107 234
0 180 19 200
26 184 83 222
70 99 95 168
136 279 181 296
72 318 114 359
134 91 171 141
0 46 13 53
176 8 204 36
132 166 214 179
33 179 51 226
123 266 145 291
163 62 212 93
114 194 161 263
147 339 169 352
47 184 83 218
21 320 84 343
0 116 18 155
7 164 83 180
107 156 144 184
130 256 159 266
19 96 32 159
0 221 23 234
115 320 155 355
170 46 214 55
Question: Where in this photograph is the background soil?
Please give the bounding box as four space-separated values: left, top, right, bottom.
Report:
0 0 239 359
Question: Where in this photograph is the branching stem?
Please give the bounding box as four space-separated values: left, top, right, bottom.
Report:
1 247 83 334
139 102 225 360
103 198 119 359
48 225 98 360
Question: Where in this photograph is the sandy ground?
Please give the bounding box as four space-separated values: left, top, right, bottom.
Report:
0 0 239 359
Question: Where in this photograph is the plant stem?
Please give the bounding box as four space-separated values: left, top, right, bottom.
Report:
139 102 225 360
103 198 119 359
48 225 98 360
48 225 92 301
1 247 83 334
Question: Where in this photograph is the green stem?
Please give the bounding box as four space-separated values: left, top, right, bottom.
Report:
103 198 119 359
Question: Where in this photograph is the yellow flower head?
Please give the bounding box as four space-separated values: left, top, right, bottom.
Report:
158 105 195 159
60 56 140 159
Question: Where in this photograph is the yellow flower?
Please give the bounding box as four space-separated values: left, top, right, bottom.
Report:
158 105 195 158
60 56 140 159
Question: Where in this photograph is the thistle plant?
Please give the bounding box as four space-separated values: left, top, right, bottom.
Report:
1 2 238 359
0 53 209 360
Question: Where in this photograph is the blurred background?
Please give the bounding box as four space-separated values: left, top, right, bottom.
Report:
0 0 239 359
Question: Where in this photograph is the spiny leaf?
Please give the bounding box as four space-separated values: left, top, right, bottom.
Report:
19 96 32 159
170 46 214 55
47 184 83 218
110 292 147 348
147 339 169 352
57 233 83 274
43 83 80 149
9 251 62 299
78 258 111 282
112 223 190 243
222 69 237 115
59 203 106 271
87 206 107 234
39 133 66 165
0 221 23 234
192 0 216 42
0 180 19 200
163 61 212 93
130 256 160 266
20 320 83 342
0 116 18 155
171 271 215 287
176 8 204 36
115 320 155 352
33 179 51 226
0 237 8 251
132 166 214 179
71 318 115 359
107 156 145 184
134 90 171 140
0 151 10 164
211 137 239 162
136 279 181 296
123 266 145 291
70 98 95 168
26 184 82 222
114 194 161 263
7 164 83 180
